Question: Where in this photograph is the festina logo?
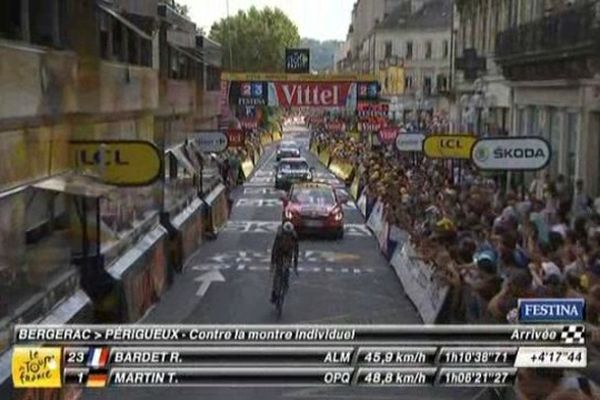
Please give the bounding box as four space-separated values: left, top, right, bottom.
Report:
239 98 265 106
276 83 351 107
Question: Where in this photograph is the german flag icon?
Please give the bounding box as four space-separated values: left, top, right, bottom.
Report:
86 372 108 388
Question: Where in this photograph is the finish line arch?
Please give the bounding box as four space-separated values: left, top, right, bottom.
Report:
221 72 381 109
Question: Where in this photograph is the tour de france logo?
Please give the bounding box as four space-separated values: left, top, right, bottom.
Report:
12 347 62 388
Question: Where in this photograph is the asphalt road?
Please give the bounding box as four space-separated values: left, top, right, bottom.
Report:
84 126 482 400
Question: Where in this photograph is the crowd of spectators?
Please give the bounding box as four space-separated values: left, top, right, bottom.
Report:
312 118 600 325
310 114 600 397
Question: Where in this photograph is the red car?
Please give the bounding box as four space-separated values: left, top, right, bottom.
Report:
281 182 347 239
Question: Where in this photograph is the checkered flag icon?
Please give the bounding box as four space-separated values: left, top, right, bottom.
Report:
561 325 585 344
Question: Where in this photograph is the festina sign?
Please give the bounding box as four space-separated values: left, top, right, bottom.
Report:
238 97 266 106
471 137 551 171
272 82 353 107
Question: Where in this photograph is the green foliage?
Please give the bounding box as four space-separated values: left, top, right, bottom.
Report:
209 6 301 72
171 1 189 17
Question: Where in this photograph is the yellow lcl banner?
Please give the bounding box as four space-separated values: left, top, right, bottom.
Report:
71 140 162 186
12 347 62 388
423 135 477 160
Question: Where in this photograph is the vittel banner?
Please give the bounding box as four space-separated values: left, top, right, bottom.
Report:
471 137 551 171
268 82 356 108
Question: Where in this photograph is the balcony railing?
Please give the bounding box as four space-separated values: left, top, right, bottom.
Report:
495 1 599 63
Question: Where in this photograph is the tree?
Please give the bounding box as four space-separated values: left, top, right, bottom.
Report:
209 6 300 72
170 1 189 17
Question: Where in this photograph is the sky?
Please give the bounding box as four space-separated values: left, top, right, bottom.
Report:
181 0 354 41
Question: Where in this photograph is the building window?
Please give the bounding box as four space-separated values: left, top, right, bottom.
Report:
112 19 124 62
546 108 561 177
566 112 579 182
423 76 432 96
529 106 539 135
127 30 138 65
384 41 392 58
99 12 110 59
481 0 488 52
207 66 221 91
30 0 61 47
442 40 449 58
1 0 67 48
517 108 526 136
425 41 432 59
406 41 413 60
437 74 448 92
404 75 414 91
0 1 22 40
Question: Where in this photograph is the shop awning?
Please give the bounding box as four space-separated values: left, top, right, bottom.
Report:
167 145 197 176
33 173 115 198
171 44 205 65
98 3 152 42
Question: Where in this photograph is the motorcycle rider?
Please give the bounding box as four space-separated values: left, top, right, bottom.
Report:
270 221 299 303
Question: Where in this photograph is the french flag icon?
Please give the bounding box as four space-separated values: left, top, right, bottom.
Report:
87 347 110 368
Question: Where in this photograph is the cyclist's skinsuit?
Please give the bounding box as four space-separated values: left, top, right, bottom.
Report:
270 226 299 302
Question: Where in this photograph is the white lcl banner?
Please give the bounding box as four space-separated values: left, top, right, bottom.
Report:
396 133 426 152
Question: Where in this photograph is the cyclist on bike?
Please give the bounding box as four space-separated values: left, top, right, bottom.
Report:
270 221 299 303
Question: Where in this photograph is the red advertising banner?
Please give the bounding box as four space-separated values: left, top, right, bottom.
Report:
271 82 354 107
357 102 389 118
240 120 259 130
226 129 245 147
358 121 385 132
378 127 399 144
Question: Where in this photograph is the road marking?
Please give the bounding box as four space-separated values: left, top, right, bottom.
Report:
253 171 336 179
223 220 372 237
202 250 362 265
191 264 375 274
194 270 225 297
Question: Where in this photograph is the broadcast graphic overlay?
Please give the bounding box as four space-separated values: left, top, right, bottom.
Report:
12 318 588 389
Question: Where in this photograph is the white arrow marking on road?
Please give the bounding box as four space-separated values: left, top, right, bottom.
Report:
195 270 225 297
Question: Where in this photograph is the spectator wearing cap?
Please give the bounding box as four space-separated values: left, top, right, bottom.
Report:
459 249 503 323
